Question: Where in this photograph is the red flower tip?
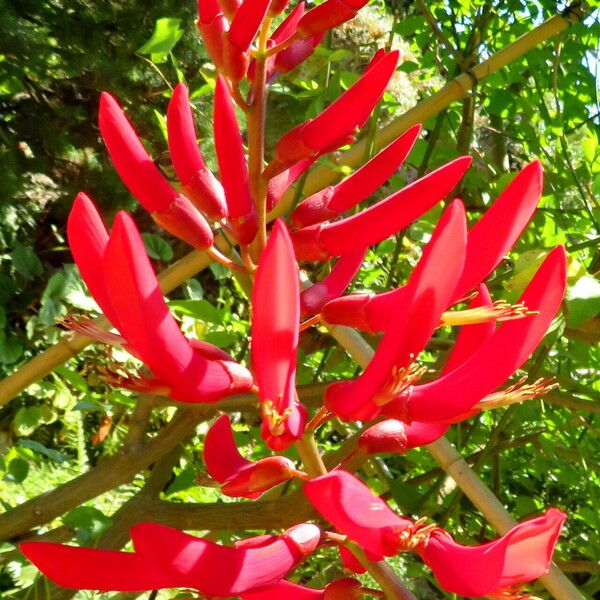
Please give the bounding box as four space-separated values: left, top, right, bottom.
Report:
274 51 399 165
394 246 567 424
418 509 566 597
338 545 382 574
217 0 242 20
291 124 422 228
325 200 468 421
296 0 369 38
98 92 177 212
300 249 365 316
196 0 229 70
324 577 364 599
304 471 414 557
268 0 290 17
167 83 227 220
452 160 543 302
129 522 320 596
252 220 306 449
204 415 298 498
151 194 215 250
292 155 472 261
228 0 272 53
214 76 257 243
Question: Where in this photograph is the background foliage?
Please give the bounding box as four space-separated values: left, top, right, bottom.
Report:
0 0 598 598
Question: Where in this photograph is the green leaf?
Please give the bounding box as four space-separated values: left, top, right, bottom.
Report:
142 232 174 261
55 366 89 393
12 406 43 436
0 332 23 365
4 457 29 484
63 506 112 546
10 242 43 278
169 299 223 324
566 275 600 328
18 439 69 463
137 18 184 63
582 130 598 163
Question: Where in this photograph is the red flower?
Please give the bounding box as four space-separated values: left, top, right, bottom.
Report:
291 156 471 261
296 0 369 37
214 75 258 244
98 92 214 250
167 83 227 220
242 577 365 599
267 158 315 212
384 246 567 423
251 220 307 449
67 196 253 403
321 161 543 331
196 0 229 71
300 249 366 316
291 124 421 228
21 523 321 596
273 51 400 166
203 414 305 498
418 509 566 597
324 200 468 421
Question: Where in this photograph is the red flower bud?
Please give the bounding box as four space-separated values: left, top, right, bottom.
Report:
214 76 258 243
167 83 227 220
296 0 369 38
197 0 229 70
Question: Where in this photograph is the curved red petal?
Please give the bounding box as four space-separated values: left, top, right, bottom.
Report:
67 193 121 329
20 542 176 592
292 124 421 228
326 200 467 421
296 0 368 37
131 522 320 596
222 456 297 498
419 509 566 596
99 92 176 212
267 158 315 212
242 579 324 599
304 471 412 557
204 414 251 483
405 246 567 422
229 0 272 52
292 156 471 261
301 249 365 316
453 161 543 301
214 76 257 243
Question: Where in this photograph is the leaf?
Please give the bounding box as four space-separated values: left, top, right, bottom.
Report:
12 406 43 436
137 18 184 63
566 275 600 328
168 299 223 324
582 130 598 163
4 457 29 484
0 332 23 365
63 506 112 546
18 439 69 463
10 242 43 278
142 232 174 261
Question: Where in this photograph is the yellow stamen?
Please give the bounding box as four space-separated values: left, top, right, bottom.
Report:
261 399 292 436
487 584 543 599
373 361 427 407
475 377 558 411
391 518 439 553
441 301 538 327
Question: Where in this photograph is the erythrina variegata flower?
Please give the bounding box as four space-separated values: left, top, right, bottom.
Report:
98 92 215 250
203 414 307 498
21 522 321 596
252 220 307 450
242 577 366 599
321 161 544 331
67 194 253 403
304 471 566 598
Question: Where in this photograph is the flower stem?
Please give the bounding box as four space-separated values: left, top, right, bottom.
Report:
247 18 272 256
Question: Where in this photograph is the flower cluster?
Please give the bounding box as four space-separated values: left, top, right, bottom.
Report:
21 0 569 598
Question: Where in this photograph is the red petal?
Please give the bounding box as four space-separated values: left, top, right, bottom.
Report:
300 249 365 316
252 220 305 448
217 0 242 19
453 161 543 302
214 76 257 243
152 194 214 250
419 509 566 596
167 83 227 219
267 158 314 212
303 471 412 557
131 522 320 596
296 0 368 37
404 246 567 423
229 0 272 52
440 283 495 376
196 0 228 71
104 212 250 402
221 455 297 498
292 156 472 261
243 580 324 599
275 33 324 74
99 92 177 212
204 414 252 482
275 51 398 164
20 542 176 592
292 124 421 228
67 193 121 329
325 200 467 421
